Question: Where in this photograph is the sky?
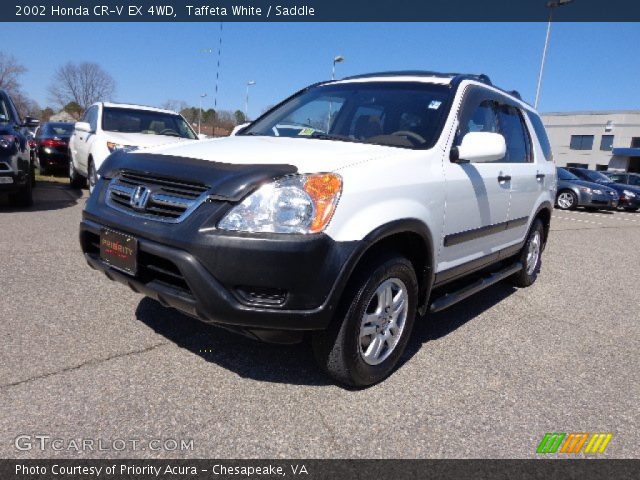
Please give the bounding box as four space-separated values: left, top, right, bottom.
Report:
2 22 639 117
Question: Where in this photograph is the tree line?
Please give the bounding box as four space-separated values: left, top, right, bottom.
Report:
0 51 247 132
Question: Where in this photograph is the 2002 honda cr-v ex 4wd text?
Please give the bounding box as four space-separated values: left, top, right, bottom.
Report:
80 71 556 386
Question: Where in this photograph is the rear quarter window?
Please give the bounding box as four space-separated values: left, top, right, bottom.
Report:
525 111 553 162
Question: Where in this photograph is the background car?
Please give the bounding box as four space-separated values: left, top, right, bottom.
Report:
69 102 201 192
0 89 39 206
35 122 74 175
555 167 619 210
603 171 640 188
565 167 640 212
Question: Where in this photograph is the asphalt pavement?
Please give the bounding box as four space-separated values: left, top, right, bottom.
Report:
0 182 638 458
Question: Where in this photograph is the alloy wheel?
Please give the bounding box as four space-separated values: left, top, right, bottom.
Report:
358 278 409 366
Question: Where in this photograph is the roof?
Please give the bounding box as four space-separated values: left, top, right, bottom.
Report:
99 102 179 115
334 70 526 104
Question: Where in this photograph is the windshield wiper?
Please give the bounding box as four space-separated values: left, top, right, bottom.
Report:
308 132 355 143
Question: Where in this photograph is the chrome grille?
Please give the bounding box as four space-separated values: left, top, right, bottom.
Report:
106 171 209 222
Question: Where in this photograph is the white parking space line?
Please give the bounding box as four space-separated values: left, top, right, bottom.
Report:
552 215 605 226
553 210 639 223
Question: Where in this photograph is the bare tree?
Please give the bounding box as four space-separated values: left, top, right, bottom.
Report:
160 99 188 113
49 62 116 111
0 52 27 95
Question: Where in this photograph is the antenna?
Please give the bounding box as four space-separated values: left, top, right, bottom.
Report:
213 22 223 137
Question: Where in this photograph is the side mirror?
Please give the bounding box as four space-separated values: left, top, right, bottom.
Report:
74 121 92 133
451 132 506 163
23 116 40 128
231 122 250 136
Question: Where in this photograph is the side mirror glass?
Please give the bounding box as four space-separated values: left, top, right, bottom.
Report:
452 132 506 163
74 121 91 133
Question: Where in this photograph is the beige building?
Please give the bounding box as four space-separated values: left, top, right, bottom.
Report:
541 111 640 173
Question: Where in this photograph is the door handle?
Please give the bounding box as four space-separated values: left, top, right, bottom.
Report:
536 173 546 181
498 174 511 183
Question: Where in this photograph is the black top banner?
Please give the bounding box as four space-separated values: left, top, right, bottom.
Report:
4 0 640 22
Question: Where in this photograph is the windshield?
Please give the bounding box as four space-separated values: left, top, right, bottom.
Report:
557 168 579 181
0 98 11 123
44 123 73 136
102 107 197 139
242 82 452 149
583 170 613 183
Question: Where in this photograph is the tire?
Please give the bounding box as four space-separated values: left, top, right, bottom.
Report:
624 207 639 212
87 159 97 193
556 190 577 210
9 170 34 207
312 255 418 387
69 159 86 189
30 162 36 188
510 219 544 288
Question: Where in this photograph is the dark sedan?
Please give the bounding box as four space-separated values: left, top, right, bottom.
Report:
556 167 619 210
564 167 640 212
36 122 74 175
604 171 640 189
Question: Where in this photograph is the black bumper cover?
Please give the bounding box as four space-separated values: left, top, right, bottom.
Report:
80 207 359 332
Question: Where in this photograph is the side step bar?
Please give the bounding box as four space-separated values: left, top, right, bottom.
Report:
429 262 523 313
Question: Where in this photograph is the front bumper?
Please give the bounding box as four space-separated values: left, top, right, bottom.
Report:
619 195 640 209
578 191 618 209
80 187 360 332
0 166 27 193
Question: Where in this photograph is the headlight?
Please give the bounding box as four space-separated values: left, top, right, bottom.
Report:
623 190 637 198
218 173 342 234
579 187 592 193
107 142 138 153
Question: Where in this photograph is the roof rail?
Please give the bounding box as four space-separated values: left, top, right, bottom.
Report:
343 71 492 85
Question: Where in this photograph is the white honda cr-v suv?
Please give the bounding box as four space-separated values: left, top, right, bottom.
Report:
69 102 200 191
80 71 556 387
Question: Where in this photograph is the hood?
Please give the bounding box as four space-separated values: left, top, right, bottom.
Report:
560 178 616 192
140 135 401 173
103 131 196 149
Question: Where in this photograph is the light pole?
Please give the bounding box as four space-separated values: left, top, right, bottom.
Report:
198 93 207 135
535 0 574 109
331 55 344 80
245 81 256 120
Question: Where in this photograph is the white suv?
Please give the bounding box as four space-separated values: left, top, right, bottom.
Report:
80 72 556 387
69 102 200 191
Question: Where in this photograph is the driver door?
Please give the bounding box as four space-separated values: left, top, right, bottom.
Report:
439 89 513 272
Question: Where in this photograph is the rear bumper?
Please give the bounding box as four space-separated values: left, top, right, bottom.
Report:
80 215 359 332
38 148 70 168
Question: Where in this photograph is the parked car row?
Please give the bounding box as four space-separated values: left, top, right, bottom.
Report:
0 88 39 206
555 167 640 212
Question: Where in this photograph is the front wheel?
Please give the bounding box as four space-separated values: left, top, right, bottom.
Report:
510 219 544 288
556 190 577 210
312 255 418 387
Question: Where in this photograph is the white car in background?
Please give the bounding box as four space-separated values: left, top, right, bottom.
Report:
69 103 200 191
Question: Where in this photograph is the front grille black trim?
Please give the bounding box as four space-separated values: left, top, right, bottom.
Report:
105 171 210 223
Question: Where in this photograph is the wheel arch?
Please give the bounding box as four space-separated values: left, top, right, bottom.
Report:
336 219 435 316
532 201 553 248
